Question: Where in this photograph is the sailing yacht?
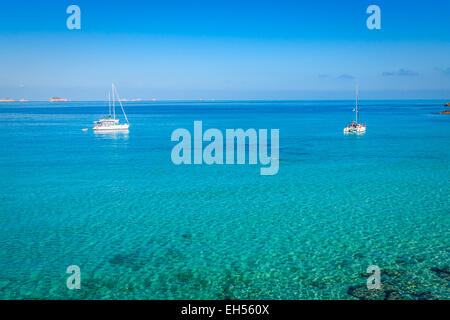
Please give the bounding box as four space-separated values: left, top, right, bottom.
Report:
93 84 130 131
343 85 366 134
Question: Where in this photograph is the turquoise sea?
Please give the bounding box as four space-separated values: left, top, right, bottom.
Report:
0 100 448 300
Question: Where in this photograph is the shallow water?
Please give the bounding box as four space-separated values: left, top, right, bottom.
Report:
0 100 448 299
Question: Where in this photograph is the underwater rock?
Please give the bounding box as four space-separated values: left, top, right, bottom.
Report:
347 284 387 300
348 281 413 300
359 268 406 278
109 252 143 271
410 291 438 300
176 270 196 282
382 269 408 277
336 259 352 269
310 280 327 289
413 256 426 263
385 290 405 300
109 253 135 265
348 278 439 300
431 266 450 281
395 257 416 265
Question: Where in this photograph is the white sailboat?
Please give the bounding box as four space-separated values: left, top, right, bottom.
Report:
343 85 366 134
93 84 130 131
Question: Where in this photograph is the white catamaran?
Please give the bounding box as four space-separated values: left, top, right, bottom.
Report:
343 85 366 134
93 84 130 131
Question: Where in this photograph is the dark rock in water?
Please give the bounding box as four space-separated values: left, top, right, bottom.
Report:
109 253 135 265
176 270 195 282
348 283 409 300
414 256 426 263
431 266 450 281
182 233 192 239
349 269 441 300
410 291 438 300
336 259 352 268
348 279 439 300
353 253 365 259
347 284 387 300
383 269 407 277
359 268 406 278
395 257 416 265
310 280 327 289
109 252 143 271
385 290 405 300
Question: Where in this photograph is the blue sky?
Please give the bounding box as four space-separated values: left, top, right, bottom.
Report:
0 0 449 100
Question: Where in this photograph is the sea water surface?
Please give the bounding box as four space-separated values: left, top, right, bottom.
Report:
0 100 448 299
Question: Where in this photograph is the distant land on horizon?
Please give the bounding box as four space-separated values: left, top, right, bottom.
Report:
1 87 448 102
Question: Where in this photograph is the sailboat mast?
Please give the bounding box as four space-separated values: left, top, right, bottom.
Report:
108 91 111 117
112 83 116 120
113 84 130 125
355 84 358 124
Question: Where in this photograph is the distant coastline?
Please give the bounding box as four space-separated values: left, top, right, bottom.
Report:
120 98 142 102
0 98 27 102
0 98 448 103
441 102 450 114
50 97 71 102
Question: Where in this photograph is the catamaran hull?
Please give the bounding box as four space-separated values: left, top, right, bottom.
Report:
93 124 129 131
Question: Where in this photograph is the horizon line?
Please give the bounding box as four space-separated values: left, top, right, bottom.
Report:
1 98 449 102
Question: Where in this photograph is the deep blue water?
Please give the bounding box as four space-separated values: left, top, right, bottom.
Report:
0 100 448 299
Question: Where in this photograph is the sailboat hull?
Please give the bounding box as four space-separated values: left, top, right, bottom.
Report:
93 124 129 131
344 125 366 134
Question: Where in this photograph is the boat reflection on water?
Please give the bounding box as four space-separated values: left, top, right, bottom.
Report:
93 129 129 141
